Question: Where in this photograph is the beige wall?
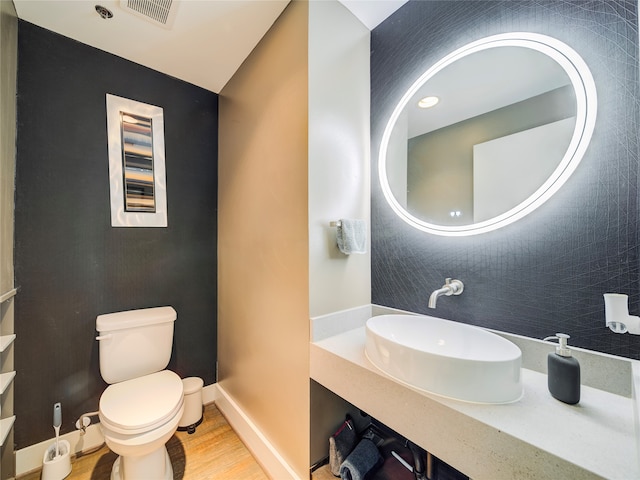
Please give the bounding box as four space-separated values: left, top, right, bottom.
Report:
0 1 17 477
218 1 310 477
1 0 16 295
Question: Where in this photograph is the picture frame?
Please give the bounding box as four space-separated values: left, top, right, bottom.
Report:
106 93 167 227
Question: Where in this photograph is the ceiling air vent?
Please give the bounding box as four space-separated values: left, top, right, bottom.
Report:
120 0 179 29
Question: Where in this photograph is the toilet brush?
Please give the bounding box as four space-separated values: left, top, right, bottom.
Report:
53 403 62 458
42 401 71 480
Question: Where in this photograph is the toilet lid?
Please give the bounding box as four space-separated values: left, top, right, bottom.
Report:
100 370 183 432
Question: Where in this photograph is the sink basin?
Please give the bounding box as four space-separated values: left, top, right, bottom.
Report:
365 314 523 404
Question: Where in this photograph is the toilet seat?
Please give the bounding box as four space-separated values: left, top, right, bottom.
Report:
100 370 184 435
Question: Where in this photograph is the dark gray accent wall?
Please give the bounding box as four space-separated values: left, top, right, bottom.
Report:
15 21 218 449
371 1 640 359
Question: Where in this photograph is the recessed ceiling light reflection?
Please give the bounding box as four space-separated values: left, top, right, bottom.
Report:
418 96 439 108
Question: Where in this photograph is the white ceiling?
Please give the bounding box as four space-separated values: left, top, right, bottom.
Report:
13 0 407 93
339 0 407 30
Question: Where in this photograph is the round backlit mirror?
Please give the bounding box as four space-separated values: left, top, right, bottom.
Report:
379 32 597 236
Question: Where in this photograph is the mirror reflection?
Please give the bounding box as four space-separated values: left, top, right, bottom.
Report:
380 33 597 236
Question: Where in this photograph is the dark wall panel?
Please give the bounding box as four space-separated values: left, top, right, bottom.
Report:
371 1 640 359
15 21 218 448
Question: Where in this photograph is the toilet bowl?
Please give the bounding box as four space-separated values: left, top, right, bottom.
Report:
99 370 184 480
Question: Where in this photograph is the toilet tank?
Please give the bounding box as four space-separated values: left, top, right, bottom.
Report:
96 306 177 384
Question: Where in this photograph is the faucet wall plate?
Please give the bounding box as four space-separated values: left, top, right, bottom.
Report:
445 278 464 295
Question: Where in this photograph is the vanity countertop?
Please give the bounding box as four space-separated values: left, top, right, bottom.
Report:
310 324 638 480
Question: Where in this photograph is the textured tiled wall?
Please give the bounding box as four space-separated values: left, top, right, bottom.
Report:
371 0 640 359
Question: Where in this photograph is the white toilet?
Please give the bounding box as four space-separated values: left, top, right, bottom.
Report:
96 306 184 480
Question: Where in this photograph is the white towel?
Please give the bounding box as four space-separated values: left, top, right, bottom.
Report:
336 219 367 254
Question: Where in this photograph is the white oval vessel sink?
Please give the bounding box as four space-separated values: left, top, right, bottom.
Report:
365 314 523 404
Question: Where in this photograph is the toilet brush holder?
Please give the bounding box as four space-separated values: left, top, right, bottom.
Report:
41 440 71 480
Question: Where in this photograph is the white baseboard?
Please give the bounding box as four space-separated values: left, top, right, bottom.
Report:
202 382 218 404
214 383 300 480
16 383 220 477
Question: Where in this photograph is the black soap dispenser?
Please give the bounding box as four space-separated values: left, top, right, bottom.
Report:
546 333 580 404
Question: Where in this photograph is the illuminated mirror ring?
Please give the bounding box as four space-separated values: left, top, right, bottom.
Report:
379 32 597 236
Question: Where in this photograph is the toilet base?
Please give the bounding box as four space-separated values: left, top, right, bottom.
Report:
110 446 173 480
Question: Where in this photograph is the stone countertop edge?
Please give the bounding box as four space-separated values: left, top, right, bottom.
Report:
310 306 639 480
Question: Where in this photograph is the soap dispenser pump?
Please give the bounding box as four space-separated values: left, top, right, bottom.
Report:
545 333 580 405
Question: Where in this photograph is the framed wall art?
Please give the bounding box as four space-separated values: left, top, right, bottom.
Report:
106 94 167 227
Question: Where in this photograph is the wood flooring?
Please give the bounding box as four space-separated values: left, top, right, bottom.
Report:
18 403 268 480
16 403 443 480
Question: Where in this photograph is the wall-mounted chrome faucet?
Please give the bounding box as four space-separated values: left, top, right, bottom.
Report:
428 278 464 308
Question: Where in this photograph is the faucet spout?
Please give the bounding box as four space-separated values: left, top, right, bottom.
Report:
428 287 450 308
428 278 464 308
